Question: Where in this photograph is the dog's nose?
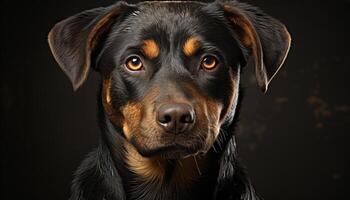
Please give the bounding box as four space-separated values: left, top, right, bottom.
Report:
157 103 195 134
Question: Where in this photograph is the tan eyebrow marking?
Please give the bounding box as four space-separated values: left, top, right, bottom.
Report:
183 37 200 57
141 39 160 59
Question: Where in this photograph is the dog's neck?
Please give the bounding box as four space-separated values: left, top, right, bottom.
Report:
116 139 218 200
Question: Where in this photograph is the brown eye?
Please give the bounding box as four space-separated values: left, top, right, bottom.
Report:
201 55 218 70
125 56 143 71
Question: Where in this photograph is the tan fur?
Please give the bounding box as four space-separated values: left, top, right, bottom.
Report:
125 142 166 182
183 37 200 56
141 39 160 59
102 75 122 125
121 102 142 140
230 17 254 48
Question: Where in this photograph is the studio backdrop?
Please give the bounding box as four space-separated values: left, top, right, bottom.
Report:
1 0 349 199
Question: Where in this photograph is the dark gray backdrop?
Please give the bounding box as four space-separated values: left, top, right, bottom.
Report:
1 0 349 199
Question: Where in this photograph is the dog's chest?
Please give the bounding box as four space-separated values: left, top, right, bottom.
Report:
124 162 215 200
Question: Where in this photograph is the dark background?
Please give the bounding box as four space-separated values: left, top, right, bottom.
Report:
1 0 349 199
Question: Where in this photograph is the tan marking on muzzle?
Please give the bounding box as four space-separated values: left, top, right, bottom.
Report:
121 102 142 140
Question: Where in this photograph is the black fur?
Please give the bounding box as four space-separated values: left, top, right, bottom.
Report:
48 1 291 200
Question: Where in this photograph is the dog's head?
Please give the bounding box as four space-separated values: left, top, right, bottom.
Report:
48 0 290 159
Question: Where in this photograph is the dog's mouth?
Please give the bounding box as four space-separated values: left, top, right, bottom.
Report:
130 134 207 159
139 144 200 159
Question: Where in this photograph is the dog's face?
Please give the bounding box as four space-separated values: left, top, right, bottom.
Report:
99 2 242 158
48 1 291 159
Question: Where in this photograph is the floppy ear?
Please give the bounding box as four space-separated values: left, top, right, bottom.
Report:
48 2 132 91
219 1 291 92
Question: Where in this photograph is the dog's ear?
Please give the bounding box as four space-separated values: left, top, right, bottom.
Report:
219 1 291 92
48 2 133 91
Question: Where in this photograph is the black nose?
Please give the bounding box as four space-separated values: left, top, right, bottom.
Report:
157 103 195 134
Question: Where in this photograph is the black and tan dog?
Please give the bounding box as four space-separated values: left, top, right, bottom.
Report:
48 0 291 199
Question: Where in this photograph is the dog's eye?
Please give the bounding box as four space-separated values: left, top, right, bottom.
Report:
201 56 218 70
125 56 143 71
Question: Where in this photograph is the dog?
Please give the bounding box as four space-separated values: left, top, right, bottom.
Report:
48 0 291 199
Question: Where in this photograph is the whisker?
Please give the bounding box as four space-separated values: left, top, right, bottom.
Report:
193 155 202 176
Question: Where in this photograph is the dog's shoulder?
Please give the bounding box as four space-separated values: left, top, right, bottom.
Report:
70 147 126 200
